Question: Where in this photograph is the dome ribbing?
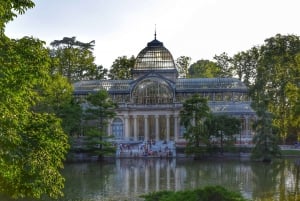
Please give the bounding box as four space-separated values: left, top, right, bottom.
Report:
134 38 176 71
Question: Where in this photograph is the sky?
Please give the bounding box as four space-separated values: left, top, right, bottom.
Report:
5 0 300 69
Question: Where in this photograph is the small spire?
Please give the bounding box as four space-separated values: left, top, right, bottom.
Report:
154 24 157 40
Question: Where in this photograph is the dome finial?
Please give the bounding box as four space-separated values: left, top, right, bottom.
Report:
154 24 157 40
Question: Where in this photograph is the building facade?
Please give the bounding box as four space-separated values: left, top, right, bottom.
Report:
74 36 256 144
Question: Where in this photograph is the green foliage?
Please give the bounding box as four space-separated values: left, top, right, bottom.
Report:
58 98 82 136
281 149 300 155
231 47 259 87
89 64 108 80
195 34 300 144
188 59 221 78
50 36 107 81
0 112 69 199
180 95 241 156
206 114 241 153
213 52 234 77
0 36 69 198
180 95 210 156
0 0 35 34
176 56 191 78
38 73 82 136
83 90 117 159
108 55 135 79
251 100 281 162
250 34 300 143
187 53 235 78
141 186 248 201
31 50 82 137
34 74 73 111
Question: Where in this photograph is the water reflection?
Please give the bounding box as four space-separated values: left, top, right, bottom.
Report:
250 160 300 201
1 158 300 201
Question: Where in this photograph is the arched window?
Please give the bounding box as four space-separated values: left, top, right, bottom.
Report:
132 78 173 104
111 118 123 139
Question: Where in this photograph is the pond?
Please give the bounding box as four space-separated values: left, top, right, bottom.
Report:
1 158 300 201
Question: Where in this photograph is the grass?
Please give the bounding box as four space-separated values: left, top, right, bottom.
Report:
281 149 300 156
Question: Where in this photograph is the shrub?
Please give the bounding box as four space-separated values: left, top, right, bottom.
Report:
141 186 248 201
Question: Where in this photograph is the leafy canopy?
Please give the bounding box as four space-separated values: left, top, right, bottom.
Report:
251 99 281 162
0 36 70 199
83 90 117 159
180 94 210 156
176 56 191 78
108 55 135 79
188 59 221 78
50 36 107 81
0 0 35 34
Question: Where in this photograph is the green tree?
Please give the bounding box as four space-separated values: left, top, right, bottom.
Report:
251 34 300 144
32 65 82 137
251 99 281 162
88 64 108 80
34 74 73 112
50 36 107 81
0 36 69 199
231 47 259 87
176 56 191 78
0 0 35 34
213 52 234 77
188 59 221 78
58 99 82 136
206 114 241 153
108 55 135 79
83 90 117 160
180 95 211 157
287 53 300 142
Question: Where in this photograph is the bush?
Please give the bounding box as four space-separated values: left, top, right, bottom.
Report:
141 185 248 201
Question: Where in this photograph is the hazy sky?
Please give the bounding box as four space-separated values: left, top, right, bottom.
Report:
5 0 300 69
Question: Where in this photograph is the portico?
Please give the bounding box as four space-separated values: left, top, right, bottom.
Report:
110 110 181 142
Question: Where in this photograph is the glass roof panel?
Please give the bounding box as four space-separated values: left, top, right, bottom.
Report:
176 78 247 89
73 80 131 92
135 39 176 71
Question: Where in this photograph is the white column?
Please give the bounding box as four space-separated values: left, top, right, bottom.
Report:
245 116 249 136
155 115 159 141
124 115 129 140
133 115 138 141
144 115 149 141
166 114 170 141
174 115 178 141
107 120 112 136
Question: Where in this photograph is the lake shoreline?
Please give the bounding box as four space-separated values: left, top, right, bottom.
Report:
66 150 300 163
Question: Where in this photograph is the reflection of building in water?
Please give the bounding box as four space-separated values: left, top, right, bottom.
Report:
115 159 178 194
74 34 256 144
112 159 254 197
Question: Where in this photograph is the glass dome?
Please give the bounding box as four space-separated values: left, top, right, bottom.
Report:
134 38 176 71
131 77 173 104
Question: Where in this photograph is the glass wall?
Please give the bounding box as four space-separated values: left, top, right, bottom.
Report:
132 78 173 104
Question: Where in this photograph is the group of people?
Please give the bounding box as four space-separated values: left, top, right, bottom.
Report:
117 140 173 157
